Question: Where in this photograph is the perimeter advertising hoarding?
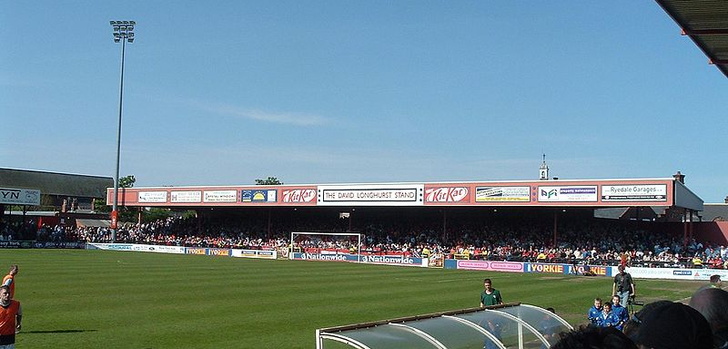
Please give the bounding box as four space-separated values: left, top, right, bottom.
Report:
538 186 597 202
475 186 530 203
601 184 667 202
0 187 41 206
231 249 277 259
317 184 424 206
451 260 525 273
627 267 728 281
290 252 426 267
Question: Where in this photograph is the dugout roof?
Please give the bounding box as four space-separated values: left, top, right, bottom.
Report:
316 303 572 349
656 0 728 78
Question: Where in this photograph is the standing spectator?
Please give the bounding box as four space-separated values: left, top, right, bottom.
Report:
0 285 22 348
1 266 18 299
479 278 503 307
612 265 635 307
610 295 628 330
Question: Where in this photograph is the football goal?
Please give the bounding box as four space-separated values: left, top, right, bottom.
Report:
289 231 362 259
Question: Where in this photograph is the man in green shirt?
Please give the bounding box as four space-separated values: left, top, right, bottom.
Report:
480 278 503 307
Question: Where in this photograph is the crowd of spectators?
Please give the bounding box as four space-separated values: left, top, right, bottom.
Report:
2 213 728 269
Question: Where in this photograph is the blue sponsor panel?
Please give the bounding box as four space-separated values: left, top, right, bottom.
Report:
673 270 693 276
241 189 276 203
443 259 458 270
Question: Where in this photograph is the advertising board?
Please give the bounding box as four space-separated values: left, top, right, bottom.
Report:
538 186 597 202
318 184 424 206
138 191 168 203
475 186 530 202
601 184 667 201
241 189 277 203
170 191 202 203
203 190 237 203
0 187 41 206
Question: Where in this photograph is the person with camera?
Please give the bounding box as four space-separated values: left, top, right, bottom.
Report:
612 265 635 308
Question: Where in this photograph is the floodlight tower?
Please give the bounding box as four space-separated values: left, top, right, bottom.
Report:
110 20 135 242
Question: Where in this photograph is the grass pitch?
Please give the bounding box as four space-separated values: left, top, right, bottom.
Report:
3 249 704 348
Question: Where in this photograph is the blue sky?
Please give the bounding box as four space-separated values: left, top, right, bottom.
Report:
2 1 727 202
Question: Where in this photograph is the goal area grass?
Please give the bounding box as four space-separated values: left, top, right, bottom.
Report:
5 249 703 348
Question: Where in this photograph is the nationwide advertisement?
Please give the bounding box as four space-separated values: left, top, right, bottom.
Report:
170 191 202 203
0 187 41 206
203 190 237 203
601 185 667 202
538 186 597 202
241 189 277 203
87 243 134 251
281 188 317 204
291 252 353 262
424 186 469 203
318 184 424 206
360 255 426 267
138 191 168 203
475 186 530 202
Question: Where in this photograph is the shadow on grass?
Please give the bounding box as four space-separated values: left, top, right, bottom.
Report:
23 329 97 334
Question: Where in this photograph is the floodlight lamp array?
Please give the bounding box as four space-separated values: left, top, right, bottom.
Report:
110 20 136 43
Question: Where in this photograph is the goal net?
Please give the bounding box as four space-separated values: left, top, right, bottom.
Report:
289 231 362 260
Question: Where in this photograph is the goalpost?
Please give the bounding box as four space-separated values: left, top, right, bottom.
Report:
289 232 362 261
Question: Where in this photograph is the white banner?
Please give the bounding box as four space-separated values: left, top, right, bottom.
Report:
138 191 168 203
203 190 237 203
476 186 530 202
538 186 597 202
170 191 202 203
318 184 424 206
627 267 728 281
0 188 41 206
601 184 667 201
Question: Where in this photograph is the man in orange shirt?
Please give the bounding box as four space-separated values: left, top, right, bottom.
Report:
0 285 22 348
1 266 18 299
